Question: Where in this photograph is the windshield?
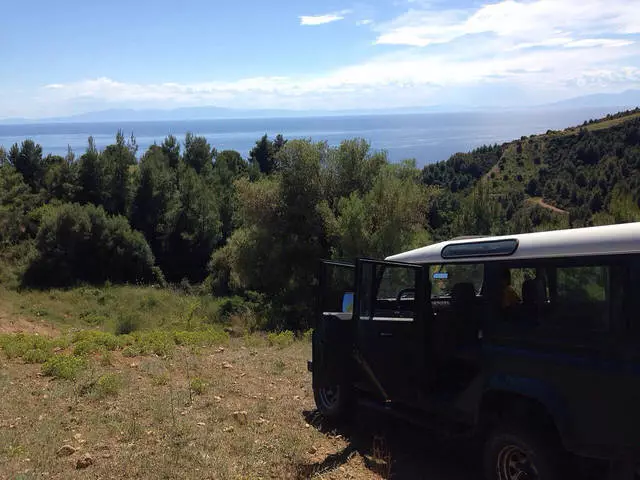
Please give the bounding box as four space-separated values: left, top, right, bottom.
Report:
429 263 484 297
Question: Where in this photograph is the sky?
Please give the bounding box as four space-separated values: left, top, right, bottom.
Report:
1 0 639 118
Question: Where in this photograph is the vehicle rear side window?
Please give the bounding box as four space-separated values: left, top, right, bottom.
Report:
430 263 484 298
489 263 611 334
551 265 609 331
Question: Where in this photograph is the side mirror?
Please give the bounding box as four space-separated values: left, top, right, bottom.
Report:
342 292 354 313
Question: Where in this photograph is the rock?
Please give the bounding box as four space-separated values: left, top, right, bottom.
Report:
223 426 234 433
232 411 248 425
73 433 82 440
213 395 222 402
56 445 76 457
75 453 93 469
308 446 317 454
197 422 206 426
216 346 225 353
256 417 268 425
101 453 112 459
222 362 233 369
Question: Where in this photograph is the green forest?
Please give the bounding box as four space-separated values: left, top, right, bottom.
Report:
1 108 640 330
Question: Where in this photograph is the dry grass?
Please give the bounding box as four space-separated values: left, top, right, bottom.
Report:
0 335 385 480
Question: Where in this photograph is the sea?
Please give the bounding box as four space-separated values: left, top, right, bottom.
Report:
0 107 625 166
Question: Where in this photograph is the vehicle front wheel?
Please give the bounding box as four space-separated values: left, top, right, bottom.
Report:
313 383 352 421
484 424 560 480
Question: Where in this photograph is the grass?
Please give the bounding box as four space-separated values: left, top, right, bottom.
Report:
0 284 387 479
0 284 230 333
0 333 384 480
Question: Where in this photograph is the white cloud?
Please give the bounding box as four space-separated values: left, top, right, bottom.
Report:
565 38 634 48
356 19 373 26
375 0 640 48
300 11 350 26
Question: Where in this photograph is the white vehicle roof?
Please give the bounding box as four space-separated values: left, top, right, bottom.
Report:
385 222 640 264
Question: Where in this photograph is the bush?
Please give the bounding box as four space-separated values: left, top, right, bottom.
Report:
23 348 51 363
42 355 86 380
72 330 121 351
0 333 54 359
73 340 103 357
190 377 207 395
218 296 248 321
303 329 313 343
23 203 161 287
93 373 122 398
116 313 141 335
267 330 295 349
173 327 229 347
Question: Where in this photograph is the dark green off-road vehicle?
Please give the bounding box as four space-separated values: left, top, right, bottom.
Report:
309 223 640 480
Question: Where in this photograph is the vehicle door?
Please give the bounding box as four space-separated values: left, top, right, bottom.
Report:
354 259 427 405
312 261 355 391
483 260 624 454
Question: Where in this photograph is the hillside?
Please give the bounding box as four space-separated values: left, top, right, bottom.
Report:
421 107 640 238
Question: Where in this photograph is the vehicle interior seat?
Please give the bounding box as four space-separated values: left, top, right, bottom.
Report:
451 282 480 347
521 278 544 326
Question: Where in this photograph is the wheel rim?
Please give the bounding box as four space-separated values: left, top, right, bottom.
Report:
318 385 340 410
496 445 539 480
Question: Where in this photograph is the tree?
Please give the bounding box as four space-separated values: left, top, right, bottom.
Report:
321 162 432 259
76 136 107 206
43 154 77 202
0 165 40 246
526 178 539 196
161 134 181 169
162 162 222 281
0 146 7 165
453 184 504 236
8 140 45 191
183 132 214 174
212 150 248 239
248 134 276 174
101 130 137 215
322 139 386 208
130 145 179 257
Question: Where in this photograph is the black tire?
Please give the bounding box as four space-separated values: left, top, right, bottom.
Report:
484 424 560 480
313 383 352 421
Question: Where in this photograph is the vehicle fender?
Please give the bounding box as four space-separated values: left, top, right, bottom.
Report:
483 373 573 446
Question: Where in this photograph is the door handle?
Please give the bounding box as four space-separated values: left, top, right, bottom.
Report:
380 332 393 337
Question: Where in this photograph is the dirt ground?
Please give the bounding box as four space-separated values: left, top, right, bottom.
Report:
0 319 483 480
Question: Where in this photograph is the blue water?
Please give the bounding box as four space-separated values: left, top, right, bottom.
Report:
0 107 623 166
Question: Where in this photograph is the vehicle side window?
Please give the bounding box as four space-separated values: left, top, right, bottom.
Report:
430 264 484 298
373 266 418 320
550 265 609 331
377 266 416 301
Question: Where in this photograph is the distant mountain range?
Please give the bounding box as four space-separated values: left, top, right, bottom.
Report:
1 90 639 125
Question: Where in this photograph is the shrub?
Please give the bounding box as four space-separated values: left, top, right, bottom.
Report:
72 330 120 351
303 329 313 343
22 203 161 287
173 327 229 347
0 333 54 359
267 330 295 349
73 340 103 357
93 373 122 398
218 296 248 321
42 355 85 380
116 313 141 335
23 348 51 363
190 377 207 395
